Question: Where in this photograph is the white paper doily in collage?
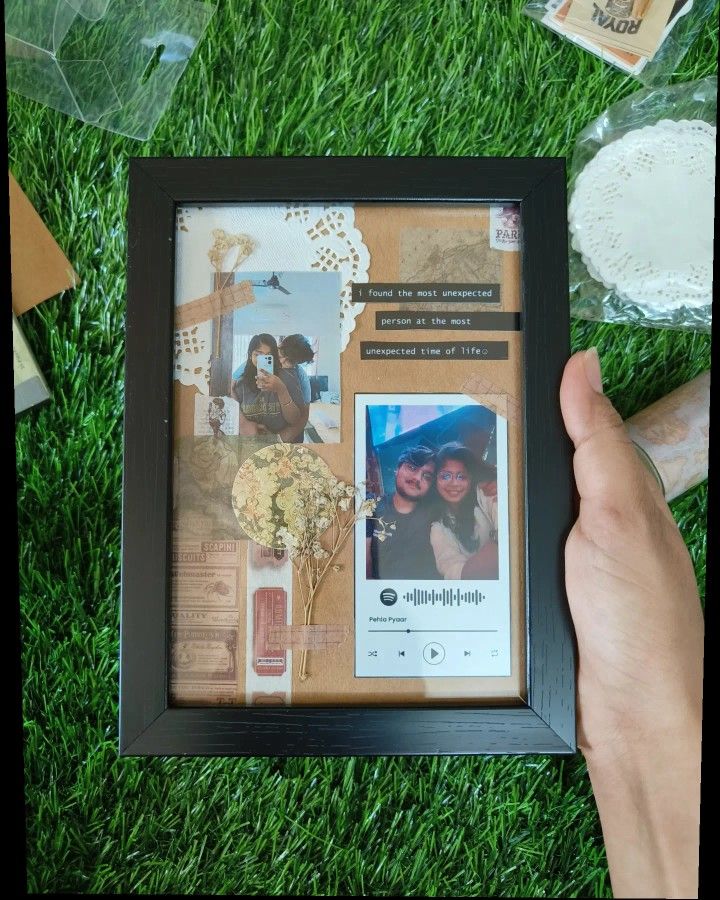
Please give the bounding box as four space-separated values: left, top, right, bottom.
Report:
174 205 370 393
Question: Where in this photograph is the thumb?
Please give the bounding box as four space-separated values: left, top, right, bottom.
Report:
560 349 656 506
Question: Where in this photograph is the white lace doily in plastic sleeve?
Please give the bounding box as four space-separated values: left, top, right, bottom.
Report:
174 205 370 392
569 120 716 313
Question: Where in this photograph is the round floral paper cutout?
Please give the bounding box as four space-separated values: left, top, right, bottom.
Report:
231 443 337 548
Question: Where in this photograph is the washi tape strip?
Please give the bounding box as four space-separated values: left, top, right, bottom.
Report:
462 373 521 425
267 624 349 651
175 280 254 330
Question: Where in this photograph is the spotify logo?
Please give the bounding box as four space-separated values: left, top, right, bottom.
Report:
379 588 398 606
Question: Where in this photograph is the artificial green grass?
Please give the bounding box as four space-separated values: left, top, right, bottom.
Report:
11 0 715 895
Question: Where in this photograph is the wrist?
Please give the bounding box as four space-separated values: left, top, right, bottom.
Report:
582 683 702 765
584 715 701 899
584 709 701 786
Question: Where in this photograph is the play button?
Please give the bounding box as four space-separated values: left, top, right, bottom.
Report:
423 642 445 665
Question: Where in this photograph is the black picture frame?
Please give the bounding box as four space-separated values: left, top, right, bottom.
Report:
121 157 574 756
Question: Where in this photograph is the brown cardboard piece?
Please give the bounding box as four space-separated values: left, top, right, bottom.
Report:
9 172 79 315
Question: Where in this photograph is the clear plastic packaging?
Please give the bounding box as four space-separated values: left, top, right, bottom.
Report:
4 0 216 141
524 1 716 86
568 76 716 332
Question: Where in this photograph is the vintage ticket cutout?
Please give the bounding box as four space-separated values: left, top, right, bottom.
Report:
172 541 242 611
253 588 288 676
244 543 294 703
170 626 238 682
170 540 243 702
174 563 238 609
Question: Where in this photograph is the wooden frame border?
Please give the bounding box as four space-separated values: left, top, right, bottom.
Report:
121 157 575 756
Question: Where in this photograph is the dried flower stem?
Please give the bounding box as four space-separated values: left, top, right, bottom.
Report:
267 452 387 683
208 229 255 291
296 505 362 681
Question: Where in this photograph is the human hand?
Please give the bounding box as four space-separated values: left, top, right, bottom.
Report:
560 348 703 758
256 370 283 393
561 349 703 899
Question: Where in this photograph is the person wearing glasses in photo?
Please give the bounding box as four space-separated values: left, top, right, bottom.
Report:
430 441 499 580
366 446 441 580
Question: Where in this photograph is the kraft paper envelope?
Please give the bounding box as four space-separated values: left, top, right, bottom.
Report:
9 172 79 315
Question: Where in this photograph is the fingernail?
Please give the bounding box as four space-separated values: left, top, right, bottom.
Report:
584 347 604 394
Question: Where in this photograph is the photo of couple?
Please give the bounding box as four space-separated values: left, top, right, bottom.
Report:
363 401 501 581
230 272 341 443
232 332 318 443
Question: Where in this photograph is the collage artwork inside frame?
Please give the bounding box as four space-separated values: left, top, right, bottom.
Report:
170 202 527 709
